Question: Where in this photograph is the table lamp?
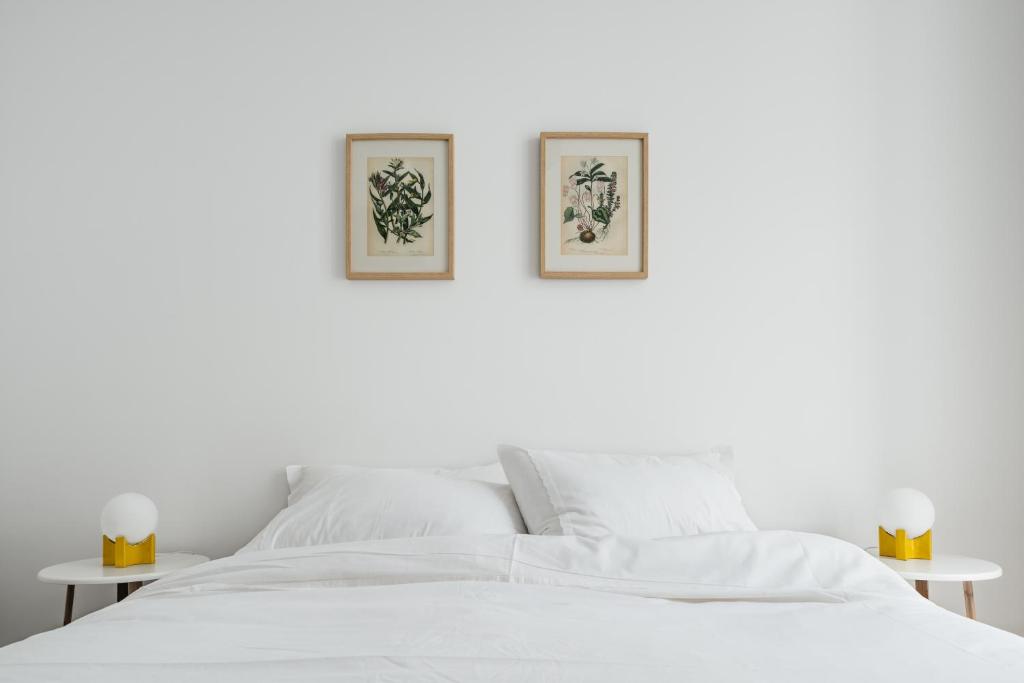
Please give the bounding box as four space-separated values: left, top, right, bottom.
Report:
101 493 158 567
877 488 934 560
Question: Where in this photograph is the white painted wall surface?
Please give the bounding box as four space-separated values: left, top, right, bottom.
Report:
1 0 1021 645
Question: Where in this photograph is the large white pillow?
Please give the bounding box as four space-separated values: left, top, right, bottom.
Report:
497 445 756 538
239 463 525 553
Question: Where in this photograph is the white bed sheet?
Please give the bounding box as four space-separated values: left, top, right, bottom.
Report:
2 531 1022 681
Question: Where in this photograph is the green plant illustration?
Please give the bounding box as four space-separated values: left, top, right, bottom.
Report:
562 158 621 244
368 158 432 245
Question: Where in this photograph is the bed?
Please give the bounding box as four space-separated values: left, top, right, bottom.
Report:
2 532 1023 681
2 449 1022 681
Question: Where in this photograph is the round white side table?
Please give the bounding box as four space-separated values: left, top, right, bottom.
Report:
38 552 209 625
868 549 1002 620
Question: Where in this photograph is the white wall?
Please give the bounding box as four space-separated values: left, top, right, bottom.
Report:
1 0 1021 646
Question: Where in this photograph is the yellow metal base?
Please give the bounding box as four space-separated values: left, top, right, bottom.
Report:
879 527 931 560
102 534 156 567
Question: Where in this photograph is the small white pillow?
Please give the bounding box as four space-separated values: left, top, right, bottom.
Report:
239 463 524 553
498 445 755 538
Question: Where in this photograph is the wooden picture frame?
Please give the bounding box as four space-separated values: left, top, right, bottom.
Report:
346 133 454 280
540 132 648 279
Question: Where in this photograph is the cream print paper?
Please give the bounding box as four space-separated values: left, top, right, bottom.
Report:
560 155 628 256
367 156 435 257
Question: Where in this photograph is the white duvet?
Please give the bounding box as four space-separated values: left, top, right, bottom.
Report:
2 531 1022 681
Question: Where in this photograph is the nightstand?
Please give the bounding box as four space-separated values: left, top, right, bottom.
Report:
38 552 209 625
868 549 1002 620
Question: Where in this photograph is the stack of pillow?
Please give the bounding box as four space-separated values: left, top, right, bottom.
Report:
240 445 756 553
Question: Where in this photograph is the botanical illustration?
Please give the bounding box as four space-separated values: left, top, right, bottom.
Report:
560 156 628 256
366 156 434 256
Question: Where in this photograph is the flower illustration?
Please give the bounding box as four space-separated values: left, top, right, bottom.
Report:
369 171 388 196
368 158 432 245
562 158 621 245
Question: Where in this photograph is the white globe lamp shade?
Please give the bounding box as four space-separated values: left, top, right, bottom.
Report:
877 488 934 539
100 493 158 544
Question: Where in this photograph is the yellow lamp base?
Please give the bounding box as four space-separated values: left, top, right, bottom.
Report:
102 534 156 567
879 527 931 560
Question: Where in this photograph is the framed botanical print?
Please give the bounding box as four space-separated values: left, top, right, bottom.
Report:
346 133 454 279
540 132 648 279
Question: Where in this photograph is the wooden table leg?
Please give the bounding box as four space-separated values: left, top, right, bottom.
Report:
116 581 144 601
915 580 929 599
63 585 75 625
963 581 976 619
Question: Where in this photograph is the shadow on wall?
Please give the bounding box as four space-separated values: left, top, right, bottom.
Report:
333 137 346 280
523 136 540 277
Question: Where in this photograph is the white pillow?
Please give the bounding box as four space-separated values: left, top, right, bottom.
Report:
239 463 525 553
497 445 756 538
